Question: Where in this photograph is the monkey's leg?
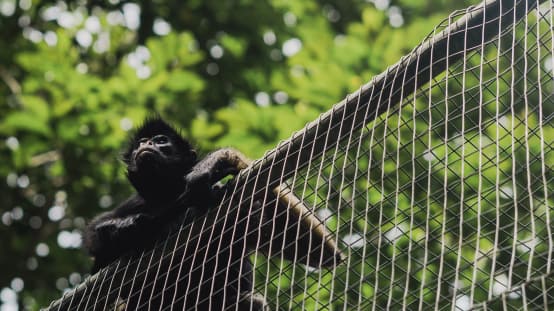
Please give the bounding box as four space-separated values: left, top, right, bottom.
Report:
259 186 344 268
186 148 344 268
85 213 156 272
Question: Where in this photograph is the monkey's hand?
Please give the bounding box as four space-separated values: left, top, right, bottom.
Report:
183 148 252 204
186 148 251 185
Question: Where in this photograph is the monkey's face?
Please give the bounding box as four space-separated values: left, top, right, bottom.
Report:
134 134 172 162
123 118 197 199
131 134 179 173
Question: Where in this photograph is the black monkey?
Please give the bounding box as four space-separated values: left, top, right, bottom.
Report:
83 118 197 271
84 117 342 310
84 118 267 310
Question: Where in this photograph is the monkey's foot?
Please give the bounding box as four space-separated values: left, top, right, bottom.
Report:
237 292 270 311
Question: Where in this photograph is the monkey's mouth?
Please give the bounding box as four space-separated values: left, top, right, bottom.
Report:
135 147 159 160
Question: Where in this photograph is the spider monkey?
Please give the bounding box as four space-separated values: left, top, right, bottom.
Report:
83 117 342 310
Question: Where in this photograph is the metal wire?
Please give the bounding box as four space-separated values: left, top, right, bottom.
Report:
44 0 553 310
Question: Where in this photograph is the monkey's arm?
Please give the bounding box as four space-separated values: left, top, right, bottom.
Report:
185 148 251 187
83 196 156 271
182 148 252 206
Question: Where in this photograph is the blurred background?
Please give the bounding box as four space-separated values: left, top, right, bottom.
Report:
0 0 480 309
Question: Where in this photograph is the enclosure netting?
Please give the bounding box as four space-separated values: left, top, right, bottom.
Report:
46 0 553 310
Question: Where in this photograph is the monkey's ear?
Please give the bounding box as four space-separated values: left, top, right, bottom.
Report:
256 186 344 268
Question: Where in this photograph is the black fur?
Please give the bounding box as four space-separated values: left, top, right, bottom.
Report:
83 117 267 310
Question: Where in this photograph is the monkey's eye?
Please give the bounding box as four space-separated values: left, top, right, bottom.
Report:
152 135 169 144
137 138 148 145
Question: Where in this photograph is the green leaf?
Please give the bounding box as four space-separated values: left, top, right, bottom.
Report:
220 35 247 57
21 95 50 120
1 111 52 137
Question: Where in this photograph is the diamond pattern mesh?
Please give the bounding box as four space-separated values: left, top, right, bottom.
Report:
45 0 553 310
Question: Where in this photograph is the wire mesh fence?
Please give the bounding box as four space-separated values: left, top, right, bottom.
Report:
45 0 553 310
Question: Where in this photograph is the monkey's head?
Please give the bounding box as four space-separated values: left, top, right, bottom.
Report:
123 118 197 202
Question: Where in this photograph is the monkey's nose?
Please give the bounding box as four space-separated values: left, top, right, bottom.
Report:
139 140 154 147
